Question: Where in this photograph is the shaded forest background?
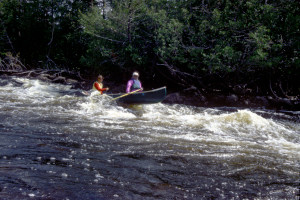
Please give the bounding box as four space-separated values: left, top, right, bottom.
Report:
0 0 299 99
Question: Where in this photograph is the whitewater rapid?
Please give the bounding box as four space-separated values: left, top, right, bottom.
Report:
0 76 299 199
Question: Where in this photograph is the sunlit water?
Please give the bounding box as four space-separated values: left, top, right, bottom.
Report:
0 75 299 199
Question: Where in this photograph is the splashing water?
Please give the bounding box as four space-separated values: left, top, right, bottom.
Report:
0 76 299 199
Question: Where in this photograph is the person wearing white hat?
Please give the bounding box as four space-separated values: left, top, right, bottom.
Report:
126 71 143 93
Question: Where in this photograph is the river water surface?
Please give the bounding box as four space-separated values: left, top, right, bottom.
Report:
0 75 299 199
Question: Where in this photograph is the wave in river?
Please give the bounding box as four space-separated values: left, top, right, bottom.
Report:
0 76 299 199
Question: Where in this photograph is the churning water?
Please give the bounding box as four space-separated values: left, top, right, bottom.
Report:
0 75 299 199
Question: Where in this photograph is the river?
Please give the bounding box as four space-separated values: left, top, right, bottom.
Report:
0 75 299 199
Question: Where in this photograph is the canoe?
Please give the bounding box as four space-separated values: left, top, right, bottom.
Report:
108 87 167 104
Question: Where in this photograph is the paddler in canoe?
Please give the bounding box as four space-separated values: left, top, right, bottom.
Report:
107 71 166 104
126 71 143 93
93 75 109 94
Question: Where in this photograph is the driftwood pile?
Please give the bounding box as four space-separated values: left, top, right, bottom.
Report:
0 54 89 89
0 53 26 72
1 54 298 111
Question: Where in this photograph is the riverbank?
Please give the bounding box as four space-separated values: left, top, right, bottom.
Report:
1 69 299 111
164 90 300 111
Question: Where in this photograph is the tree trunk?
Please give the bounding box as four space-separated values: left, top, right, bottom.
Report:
102 0 106 19
127 0 132 43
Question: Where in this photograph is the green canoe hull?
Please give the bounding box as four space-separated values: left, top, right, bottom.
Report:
108 87 167 104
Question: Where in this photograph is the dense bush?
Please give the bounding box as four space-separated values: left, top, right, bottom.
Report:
1 0 299 97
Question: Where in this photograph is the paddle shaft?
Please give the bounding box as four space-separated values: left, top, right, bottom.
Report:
111 88 142 101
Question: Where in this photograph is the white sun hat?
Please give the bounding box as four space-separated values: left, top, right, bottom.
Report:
132 72 139 76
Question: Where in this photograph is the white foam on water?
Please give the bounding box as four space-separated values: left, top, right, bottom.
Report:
143 106 292 138
5 77 77 108
75 95 136 119
1 77 299 165
139 105 300 161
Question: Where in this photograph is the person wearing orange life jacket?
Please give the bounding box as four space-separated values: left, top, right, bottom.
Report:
93 75 109 94
126 71 143 93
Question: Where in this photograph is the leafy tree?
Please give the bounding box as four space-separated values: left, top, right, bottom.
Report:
0 0 93 69
1 0 299 97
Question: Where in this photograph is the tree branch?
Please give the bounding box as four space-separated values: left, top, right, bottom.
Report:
92 33 125 44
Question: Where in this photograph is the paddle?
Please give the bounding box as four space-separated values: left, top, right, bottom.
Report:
111 88 142 101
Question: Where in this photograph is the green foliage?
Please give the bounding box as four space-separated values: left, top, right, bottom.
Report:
1 0 299 95
0 0 92 68
79 0 150 72
249 26 272 65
